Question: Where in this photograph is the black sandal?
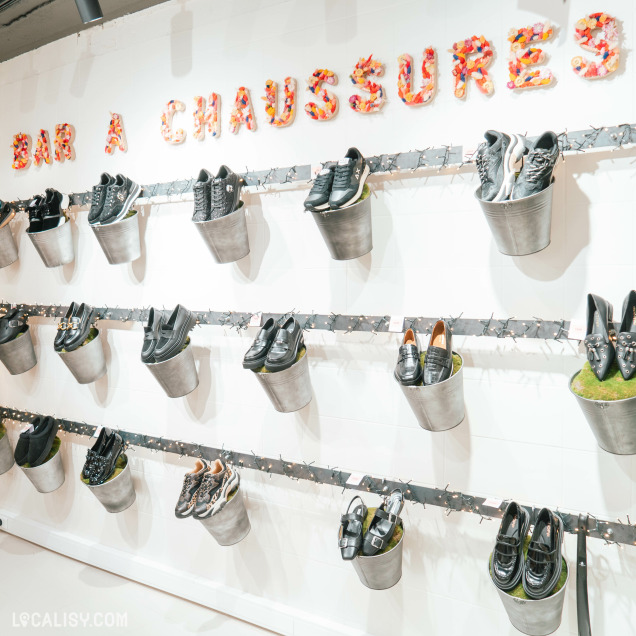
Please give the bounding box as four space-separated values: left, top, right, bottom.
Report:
338 496 367 560
361 489 404 556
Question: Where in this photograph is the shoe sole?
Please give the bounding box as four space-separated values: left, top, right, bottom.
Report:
329 163 370 210
393 369 423 386
304 201 330 212
243 354 267 370
211 468 240 516
100 183 141 225
493 135 524 202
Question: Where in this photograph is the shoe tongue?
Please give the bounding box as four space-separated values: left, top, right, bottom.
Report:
318 168 332 176
338 158 351 166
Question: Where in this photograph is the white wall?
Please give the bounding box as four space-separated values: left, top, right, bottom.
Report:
0 1 636 635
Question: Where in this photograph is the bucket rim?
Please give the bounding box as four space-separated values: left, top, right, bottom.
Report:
568 369 636 405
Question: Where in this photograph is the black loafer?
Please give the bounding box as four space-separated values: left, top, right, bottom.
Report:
616 290 636 380
394 328 422 385
522 508 564 600
490 501 530 591
88 431 124 485
141 308 165 363
82 427 112 479
153 304 197 363
361 489 404 556
423 320 453 385
243 318 278 370
54 302 78 352
338 496 367 560
583 293 615 382
26 416 60 467
0 308 28 345
64 303 95 352
264 317 304 372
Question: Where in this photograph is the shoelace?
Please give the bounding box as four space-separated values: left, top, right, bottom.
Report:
475 151 491 183
180 475 195 497
523 150 553 182
91 188 102 208
193 185 207 208
211 180 225 210
198 473 220 498
103 187 118 211
311 171 333 193
333 163 353 189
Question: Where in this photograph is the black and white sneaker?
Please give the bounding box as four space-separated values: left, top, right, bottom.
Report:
304 167 335 211
511 131 559 200
88 173 115 225
27 196 44 233
210 165 243 220
98 174 141 225
329 147 369 210
476 131 525 202
192 169 212 222
39 188 68 231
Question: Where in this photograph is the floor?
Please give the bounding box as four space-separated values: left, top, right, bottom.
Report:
0 533 277 635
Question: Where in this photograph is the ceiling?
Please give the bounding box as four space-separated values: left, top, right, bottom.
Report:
0 0 170 62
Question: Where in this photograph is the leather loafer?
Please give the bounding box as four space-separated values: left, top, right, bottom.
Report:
64 303 95 352
153 304 197 363
243 318 278 370
584 293 616 381
423 320 453 385
394 328 423 385
0 308 28 345
26 416 60 467
54 302 78 352
264 317 304 372
338 495 367 560
141 308 165 363
88 431 124 485
490 501 530 591
82 427 112 479
616 290 636 380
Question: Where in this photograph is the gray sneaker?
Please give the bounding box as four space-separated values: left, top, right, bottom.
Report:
88 173 115 225
98 174 141 225
192 169 212 222
193 459 238 518
175 459 210 519
210 165 243 220
511 131 558 200
476 131 525 202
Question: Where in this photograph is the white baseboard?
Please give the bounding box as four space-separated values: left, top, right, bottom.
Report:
0 510 365 636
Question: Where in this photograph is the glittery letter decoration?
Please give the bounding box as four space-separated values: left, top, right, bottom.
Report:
572 13 619 79
262 78 296 127
452 36 494 99
11 133 29 170
33 129 52 166
54 124 74 162
105 113 127 154
305 69 338 120
161 100 186 144
349 54 385 113
397 49 436 105
229 87 256 134
193 94 221 140
507 23 554 89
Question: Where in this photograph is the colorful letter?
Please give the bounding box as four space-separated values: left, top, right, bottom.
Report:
397 49 436 105
193 94 220 140
507 23 554 89
572 13 619 79
105 113 127 154
33 129 52 166
161 100 186 144
349 54 385 113
305 69 338 120
262 78 296 127
54 124 74 162
11 133 29 170
229 87 256 134
452 36 494 98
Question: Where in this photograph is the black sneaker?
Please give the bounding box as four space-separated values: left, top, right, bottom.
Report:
192 169 212 222
328 147 369 209
304 167 335 211
511 131 558 200
210 165 243 220
175 460 210 518
88 173 115 225
40 188 68 231
476 131 525 202
98 174 141 225
27 196 44 233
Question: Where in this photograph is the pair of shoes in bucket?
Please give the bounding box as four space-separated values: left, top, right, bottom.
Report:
192 165 244 222
88 173 141 226
476 130 558 202
27 188 69 233
304 147 370 211
490 502 564 600
0 307 29 344
175 458 239 519
141 305 197 364
394 320 453 386
14 416 59 468
54 302 96 353
584 290 636 381
81 428 124 486
338 489 404 560
242 317 304 372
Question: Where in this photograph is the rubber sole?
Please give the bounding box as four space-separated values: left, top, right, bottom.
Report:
493 134 525 202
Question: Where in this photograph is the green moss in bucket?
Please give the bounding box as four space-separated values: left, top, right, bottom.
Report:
571 361 636 401
61 327 98 353
81 453 127 485
254 346 306 374
0 423 5 441
21 436 61 468
124 209 137 220
361 507 403 555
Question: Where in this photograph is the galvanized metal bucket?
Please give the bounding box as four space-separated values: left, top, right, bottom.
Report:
91 212 141 264
493 565 569 636
475 181 554 256
0 328 37 375
0 432 15 475
27 219 74 268
20 441 65 493
0 223 18 268
58 330 107 384
569 371 636 455
399 353 465 432
352 524 404 590
84 455 136 513
193 203 250 264
144 343 199 398
254 351 312 413
198 487 251 546
311 194 373 260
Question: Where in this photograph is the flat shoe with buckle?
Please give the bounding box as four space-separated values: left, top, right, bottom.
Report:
63 303 95 352
54 302 78 352
0 308 28 345
361 489 404 556
338 495 367 560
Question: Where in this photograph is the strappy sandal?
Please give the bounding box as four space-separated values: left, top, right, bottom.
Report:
361 489 404 556
338 496 367 560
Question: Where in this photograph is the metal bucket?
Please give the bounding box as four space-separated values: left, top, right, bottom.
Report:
193 203 250 264
399 353 465 432
569 371 636 455
475 181 554 256
311 194 372 260
0 223 18 268
0 432 15 475
198 486 251 546
58 331 107 385
144 343 199 398
254 351 312 413
20 441 65 493
352 524 404 590
0 328 37 375
27 219 74 268
91 212 141 264
493 565 569 636
84 455 136 513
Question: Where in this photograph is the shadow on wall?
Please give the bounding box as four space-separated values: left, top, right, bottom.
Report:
236 194 269 282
